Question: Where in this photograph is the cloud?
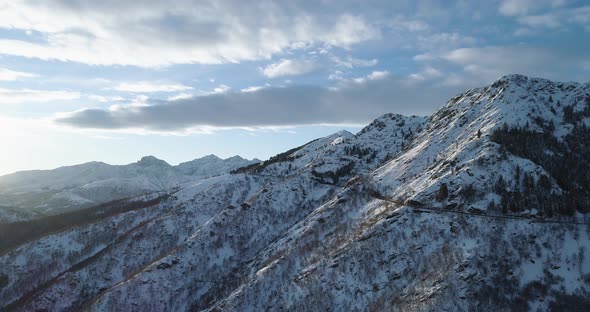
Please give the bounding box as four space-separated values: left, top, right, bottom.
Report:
55 73 461 132
410 44 590 89
438 46 590 83
0 67 38 81
167 93 193 101
408 67 443 82
87 94 109 102
0 1 378 67
330 55 378 68
499 1 589 32
513 6 590 30
210 84 231 94
86 94 127 103
241 85 269 93
414 32 477 51
262 59 318 78
377 13 478 52
498 0 566 16
328 71 345 81
387 15 430 32
112 81 193 93
348 70 391 84
0 88 80 104
366 70 390 81
340 70 391 85
517 14 561 28
571 6 590 24
322 14 380 47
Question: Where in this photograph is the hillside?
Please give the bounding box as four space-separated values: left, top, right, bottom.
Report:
1 74 589 311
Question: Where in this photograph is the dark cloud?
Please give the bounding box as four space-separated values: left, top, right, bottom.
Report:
56 76 462 131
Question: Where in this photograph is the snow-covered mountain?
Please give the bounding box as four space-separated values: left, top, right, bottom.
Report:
1 74 590 311
0 155 258 220
234 114 426 182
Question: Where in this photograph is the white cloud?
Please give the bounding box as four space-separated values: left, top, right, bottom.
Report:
440 46 589 83
347 70 391 85
499 0 566 16
262 59 318 78
444 48 536 82
0 2 378 67
86 94 128 103
241 85 269 93
321 14 379 47
0 67 38 81
167 93 194 101
499 1 590 32
132 95 150 104
367 70 390 80
198 84 232 96
87 94 109 102
410 44 589 88
331 55 378 68
409 67 443 82
328 71 345 81
212 84 231 94
0 88 80 104
511 6 590 30
113 81 193 93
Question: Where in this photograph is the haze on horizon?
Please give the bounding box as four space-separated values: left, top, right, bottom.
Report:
0 0 589 175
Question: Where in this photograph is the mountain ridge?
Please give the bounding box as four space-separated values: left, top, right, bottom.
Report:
0 154 259 220
0 154 260 178
2 74 590 311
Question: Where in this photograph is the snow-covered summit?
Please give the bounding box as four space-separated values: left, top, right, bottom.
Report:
136 156 171 168
0 154 258 218
375 74 590 215
233 113 426 184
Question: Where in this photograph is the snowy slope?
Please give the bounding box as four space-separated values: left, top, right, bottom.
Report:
237 114 426 184
200 74 590 311
0 155 258 219
374 74 590 215
2 74 590 311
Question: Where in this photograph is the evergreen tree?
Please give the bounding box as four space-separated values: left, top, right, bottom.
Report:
435 183 449 201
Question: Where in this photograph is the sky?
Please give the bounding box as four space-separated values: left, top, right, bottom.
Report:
0 0 589 175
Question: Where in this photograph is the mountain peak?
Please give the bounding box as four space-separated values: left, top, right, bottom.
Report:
201 154 222 161
498 73 529 82
225 155 245 162
137 156 170 167
491 74 579 91
335 130 353 136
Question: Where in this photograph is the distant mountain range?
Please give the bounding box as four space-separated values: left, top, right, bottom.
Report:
1 74 590 311
0 154 259 222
